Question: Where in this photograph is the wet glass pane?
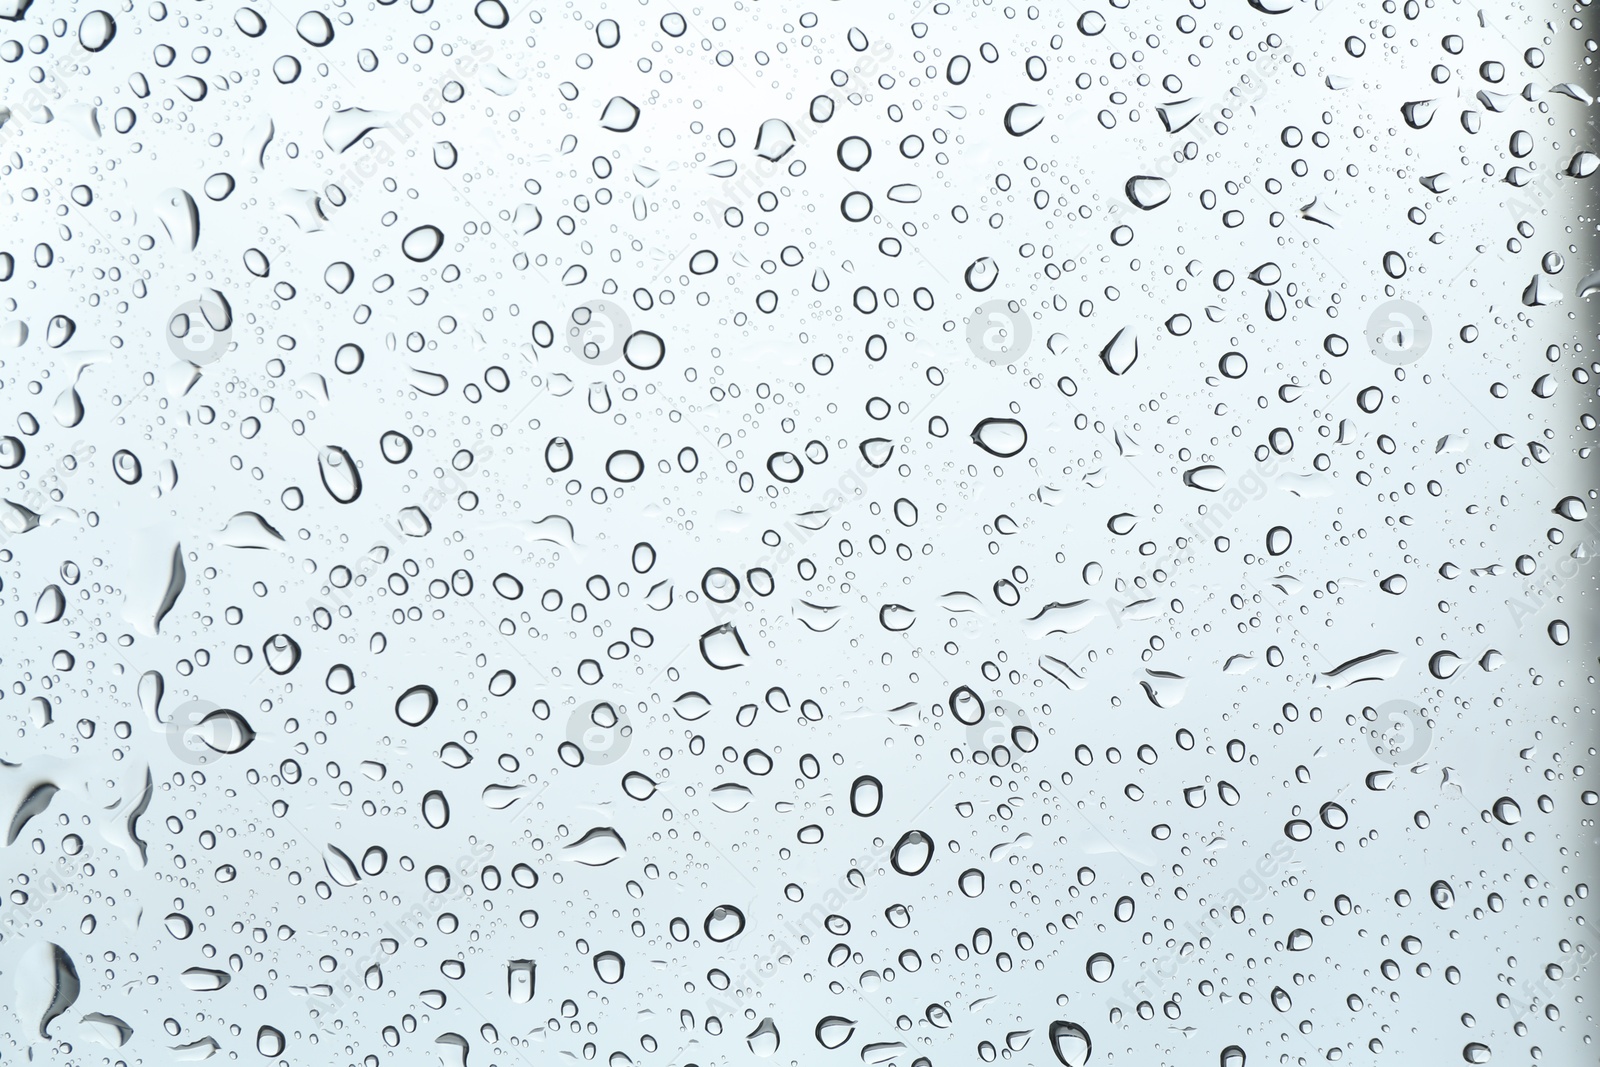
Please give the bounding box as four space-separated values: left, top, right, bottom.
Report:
0 2 1594 1065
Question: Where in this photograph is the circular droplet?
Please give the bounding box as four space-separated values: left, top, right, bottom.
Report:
964 257 1000 292
295 10 334 46
474 0 509 28
396 685 438 726
837 136 872 170
78 10 116 52
701 567 740 603
841 191 873 221
704 904 746 942
233 8 266 37
593 950 625 984
605 450 644 483
767 451 804 482
623 330 665 370
380 430 413 463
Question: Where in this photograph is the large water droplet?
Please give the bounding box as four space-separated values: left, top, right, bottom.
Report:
1125 175 1172 209
890 830 934 875
1049 1021 1091 1067
401 224 444 262
1005 103 1044 135
971 418 1027 457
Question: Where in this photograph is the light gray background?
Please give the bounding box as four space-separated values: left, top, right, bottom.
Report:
0 2 1594 1066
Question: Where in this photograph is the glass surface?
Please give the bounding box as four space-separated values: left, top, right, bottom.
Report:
0 2 1595 1065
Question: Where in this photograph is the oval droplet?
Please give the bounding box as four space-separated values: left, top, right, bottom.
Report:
401 224 444 262
890 830 934 875
396 684 439 726
704 904 746 942
971 418 1027 457
850 775 883 816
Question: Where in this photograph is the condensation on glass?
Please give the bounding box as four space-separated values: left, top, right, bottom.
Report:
0 2 1593 1066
